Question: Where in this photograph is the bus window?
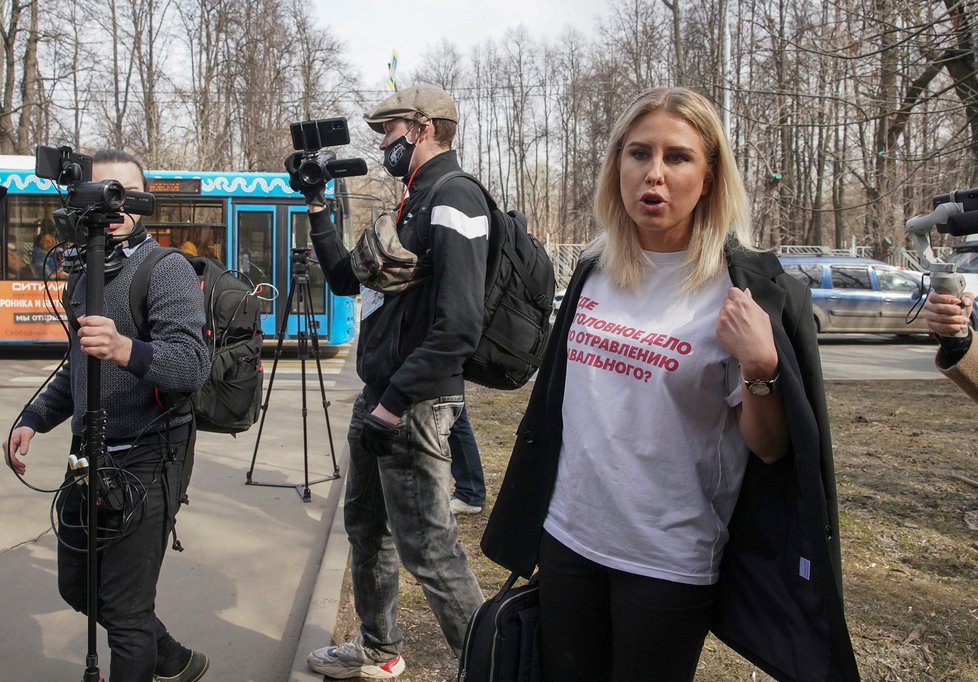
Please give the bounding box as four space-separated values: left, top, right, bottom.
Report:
5 197 62 280
146 199 226 261
238 211 274 313
290 211 325 314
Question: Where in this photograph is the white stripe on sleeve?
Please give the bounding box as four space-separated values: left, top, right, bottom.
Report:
431 205 489 240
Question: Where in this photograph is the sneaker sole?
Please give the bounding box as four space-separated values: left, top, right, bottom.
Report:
307 656 405 679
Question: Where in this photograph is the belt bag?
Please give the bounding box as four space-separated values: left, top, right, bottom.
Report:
350 213 430 295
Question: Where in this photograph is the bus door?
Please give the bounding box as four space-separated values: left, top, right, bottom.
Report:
234 204 277 338
288 206 331 342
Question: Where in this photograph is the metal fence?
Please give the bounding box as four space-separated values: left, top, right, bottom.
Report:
546 242 585 290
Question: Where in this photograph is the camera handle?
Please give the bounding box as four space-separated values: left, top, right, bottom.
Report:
906 202 970 338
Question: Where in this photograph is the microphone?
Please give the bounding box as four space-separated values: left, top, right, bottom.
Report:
941 210 978 236
0 185 6 200
327 158 369 178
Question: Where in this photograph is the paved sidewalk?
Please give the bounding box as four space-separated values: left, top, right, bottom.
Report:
0 348 359 681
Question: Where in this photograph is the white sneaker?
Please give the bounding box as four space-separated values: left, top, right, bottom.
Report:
450 496 483 515
307 635 405 679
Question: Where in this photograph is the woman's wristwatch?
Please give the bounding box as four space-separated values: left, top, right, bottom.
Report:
743 373 780 396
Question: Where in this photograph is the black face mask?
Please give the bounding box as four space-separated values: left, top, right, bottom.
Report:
383 135 416 178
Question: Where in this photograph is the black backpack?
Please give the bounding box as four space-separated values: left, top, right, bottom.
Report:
425 172 555 390
457 572 542 682
130 248 264 434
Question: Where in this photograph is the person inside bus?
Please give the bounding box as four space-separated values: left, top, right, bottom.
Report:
6 240 29 279
923 289 978 402
32 230 60 279
179 240 198 258
3 149 211 682
481 87 859 681
297 84 487 679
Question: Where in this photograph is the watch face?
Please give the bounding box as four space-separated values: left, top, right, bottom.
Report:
747 381 773 396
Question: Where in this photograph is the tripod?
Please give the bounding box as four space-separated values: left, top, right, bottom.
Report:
246 247 340 501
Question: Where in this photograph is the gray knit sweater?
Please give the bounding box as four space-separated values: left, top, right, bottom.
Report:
19 239 209 443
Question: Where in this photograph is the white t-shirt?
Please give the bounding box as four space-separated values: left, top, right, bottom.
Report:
543 251 750 585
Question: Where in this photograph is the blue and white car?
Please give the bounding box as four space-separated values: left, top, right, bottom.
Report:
778 255 934 335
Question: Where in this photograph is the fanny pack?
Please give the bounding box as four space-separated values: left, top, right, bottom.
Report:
350 213 431 295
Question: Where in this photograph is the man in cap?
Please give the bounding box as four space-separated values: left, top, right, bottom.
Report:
299 84 488 679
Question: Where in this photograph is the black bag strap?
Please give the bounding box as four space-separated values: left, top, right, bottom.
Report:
130 247 184 340
425 170 498 213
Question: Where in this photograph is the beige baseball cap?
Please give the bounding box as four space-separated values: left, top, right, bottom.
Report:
363 84 458 134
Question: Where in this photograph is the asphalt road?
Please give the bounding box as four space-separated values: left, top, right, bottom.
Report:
815 333 941 380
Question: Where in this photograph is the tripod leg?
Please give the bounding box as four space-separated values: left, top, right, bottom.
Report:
302 279 341 476
246 277 298 482
296 279 312 502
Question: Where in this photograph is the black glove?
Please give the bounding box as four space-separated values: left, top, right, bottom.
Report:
284 152 327 206
359 414 399 457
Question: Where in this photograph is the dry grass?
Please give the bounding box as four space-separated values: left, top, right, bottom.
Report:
332 380 978 681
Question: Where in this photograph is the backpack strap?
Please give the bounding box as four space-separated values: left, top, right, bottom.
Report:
423 170 498 213
130 247 184 340
422 172 549 304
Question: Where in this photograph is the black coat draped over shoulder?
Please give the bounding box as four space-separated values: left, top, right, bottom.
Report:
480 245 860 682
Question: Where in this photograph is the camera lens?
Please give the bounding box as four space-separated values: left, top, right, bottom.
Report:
299 160 326 186
102 180 126 210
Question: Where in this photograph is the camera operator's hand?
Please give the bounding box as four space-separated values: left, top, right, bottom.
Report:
77 315 133 368
359 412 399 458
3 426 35 475
284 152 327 207
924 291 975 336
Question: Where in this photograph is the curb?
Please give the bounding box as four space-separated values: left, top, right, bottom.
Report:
290 488 350 681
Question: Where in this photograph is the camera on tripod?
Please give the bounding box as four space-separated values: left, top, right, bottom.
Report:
284 118 368 195
35 144 155 243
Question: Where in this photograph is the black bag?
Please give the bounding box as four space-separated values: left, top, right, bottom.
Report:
425 172 556 390
457 572 542 682
130 248 264 434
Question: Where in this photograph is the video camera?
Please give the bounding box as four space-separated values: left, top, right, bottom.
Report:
284 118 368 197
34 144 155 243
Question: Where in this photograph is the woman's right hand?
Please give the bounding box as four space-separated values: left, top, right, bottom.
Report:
3 426 36 475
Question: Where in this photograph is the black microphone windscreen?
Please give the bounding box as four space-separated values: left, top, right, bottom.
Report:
328 158 368 178
945 210 978 236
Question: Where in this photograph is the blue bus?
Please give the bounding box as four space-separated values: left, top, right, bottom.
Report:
0 155 356 346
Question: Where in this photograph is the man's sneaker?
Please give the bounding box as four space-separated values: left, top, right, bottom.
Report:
154 650 209 682
450 496 483 515
307 636 405 679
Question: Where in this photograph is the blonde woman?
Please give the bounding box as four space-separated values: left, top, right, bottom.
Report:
482 88 859 681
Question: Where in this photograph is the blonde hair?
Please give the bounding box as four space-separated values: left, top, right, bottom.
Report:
587 87 755 290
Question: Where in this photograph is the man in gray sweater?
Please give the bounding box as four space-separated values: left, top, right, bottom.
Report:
3 150 211 682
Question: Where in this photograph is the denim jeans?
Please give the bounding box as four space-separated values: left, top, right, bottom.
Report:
57 435 195 681
345 391 485 658
449 404 486 507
